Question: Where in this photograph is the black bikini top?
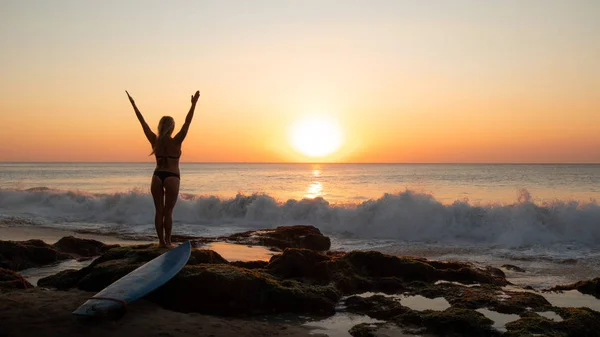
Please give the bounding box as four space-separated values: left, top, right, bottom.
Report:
155 152 181 160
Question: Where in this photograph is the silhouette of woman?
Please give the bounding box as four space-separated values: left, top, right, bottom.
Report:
126 90 200 247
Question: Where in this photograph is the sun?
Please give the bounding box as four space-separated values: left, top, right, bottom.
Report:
290 116 343 157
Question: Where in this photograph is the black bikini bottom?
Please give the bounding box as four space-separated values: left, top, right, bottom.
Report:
153 170 180 182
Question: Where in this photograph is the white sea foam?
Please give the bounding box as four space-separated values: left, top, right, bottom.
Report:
1 188 600 249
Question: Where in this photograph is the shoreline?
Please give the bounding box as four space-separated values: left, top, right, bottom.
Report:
0 225 154 246
0 225 279 262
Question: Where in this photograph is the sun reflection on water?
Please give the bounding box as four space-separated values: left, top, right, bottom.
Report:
305 181 324 199
304 166 325 199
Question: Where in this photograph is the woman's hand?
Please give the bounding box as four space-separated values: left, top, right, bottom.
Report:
191 90 200 104
126 90 136 105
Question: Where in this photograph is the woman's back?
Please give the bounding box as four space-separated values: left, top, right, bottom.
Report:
154 137 182 173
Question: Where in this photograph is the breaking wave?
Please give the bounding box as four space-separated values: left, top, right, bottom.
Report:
1 188 599 247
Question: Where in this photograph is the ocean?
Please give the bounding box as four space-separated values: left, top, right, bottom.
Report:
1 162 600 288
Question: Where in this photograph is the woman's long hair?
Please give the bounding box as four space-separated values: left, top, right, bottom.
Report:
150 116 175 155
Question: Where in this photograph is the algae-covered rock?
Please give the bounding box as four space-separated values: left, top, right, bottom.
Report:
230 260 269 269
349 323 378 337
418 283 551 315
151 264 340 315
264 249 508 296
267 248 330 278
418 307 499 337
37 233 515 320
505 307 600 337
555 307 600 337
547 277 600 299
345 294 409 320
224 225 331 251
0 239 72 271
0 268 33 290
39 244 339 316
0 237 118 271
341 251 508 286
39 244 228 291
341 251 438 281
322 251 507 294
345 293 501 336
504 314 556 337
174 225 332 251
52 236 118 257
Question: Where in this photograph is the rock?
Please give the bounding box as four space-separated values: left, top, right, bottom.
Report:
546 277 600 299
266 248 330 278
554 307 600 337
151 264 340 316
334 251 508 293
505 307 600 337
0 268 33 290
341 251 439 281
230 261 269 269
418 283 551 315
349 323 378 337
188 249 229 265
264 249 509 295
485 266 507 279
416 307 499 337
0 237 119 271
37 238 518 319
0 239 71 271
345 295 409 320
39 244 339 316
39 245 228 291
504 314 555 337
38 268 85 290
345 293 500 337
502 264 526 273
173 225 331 251
52 236 118 257
224 225 331 251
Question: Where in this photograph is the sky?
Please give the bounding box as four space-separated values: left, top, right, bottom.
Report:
1 0 599 163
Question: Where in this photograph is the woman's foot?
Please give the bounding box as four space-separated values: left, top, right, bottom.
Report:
158 240 167 248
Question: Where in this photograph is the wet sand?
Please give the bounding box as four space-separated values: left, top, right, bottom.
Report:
0 288 318 337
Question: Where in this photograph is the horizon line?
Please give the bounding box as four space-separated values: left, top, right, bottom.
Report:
1 161 599 165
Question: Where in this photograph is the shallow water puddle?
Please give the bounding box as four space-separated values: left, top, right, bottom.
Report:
537 311 563 322
399 295 451 311
303 312 384 337
541 290 600 311
475 308 520 332
434 280 481 288
20 259 93 286
354 292 451 311
202 242 277 261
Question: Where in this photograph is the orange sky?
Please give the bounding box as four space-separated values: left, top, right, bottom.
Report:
1 1 599 163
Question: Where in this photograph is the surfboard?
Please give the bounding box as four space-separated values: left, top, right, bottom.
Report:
72 241 192 317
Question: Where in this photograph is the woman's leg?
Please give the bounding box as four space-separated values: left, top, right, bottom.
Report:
163 177 180 246
150 175 166 247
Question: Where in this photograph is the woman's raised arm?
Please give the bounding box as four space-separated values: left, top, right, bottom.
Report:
126 90 156 145
174 90 200 143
